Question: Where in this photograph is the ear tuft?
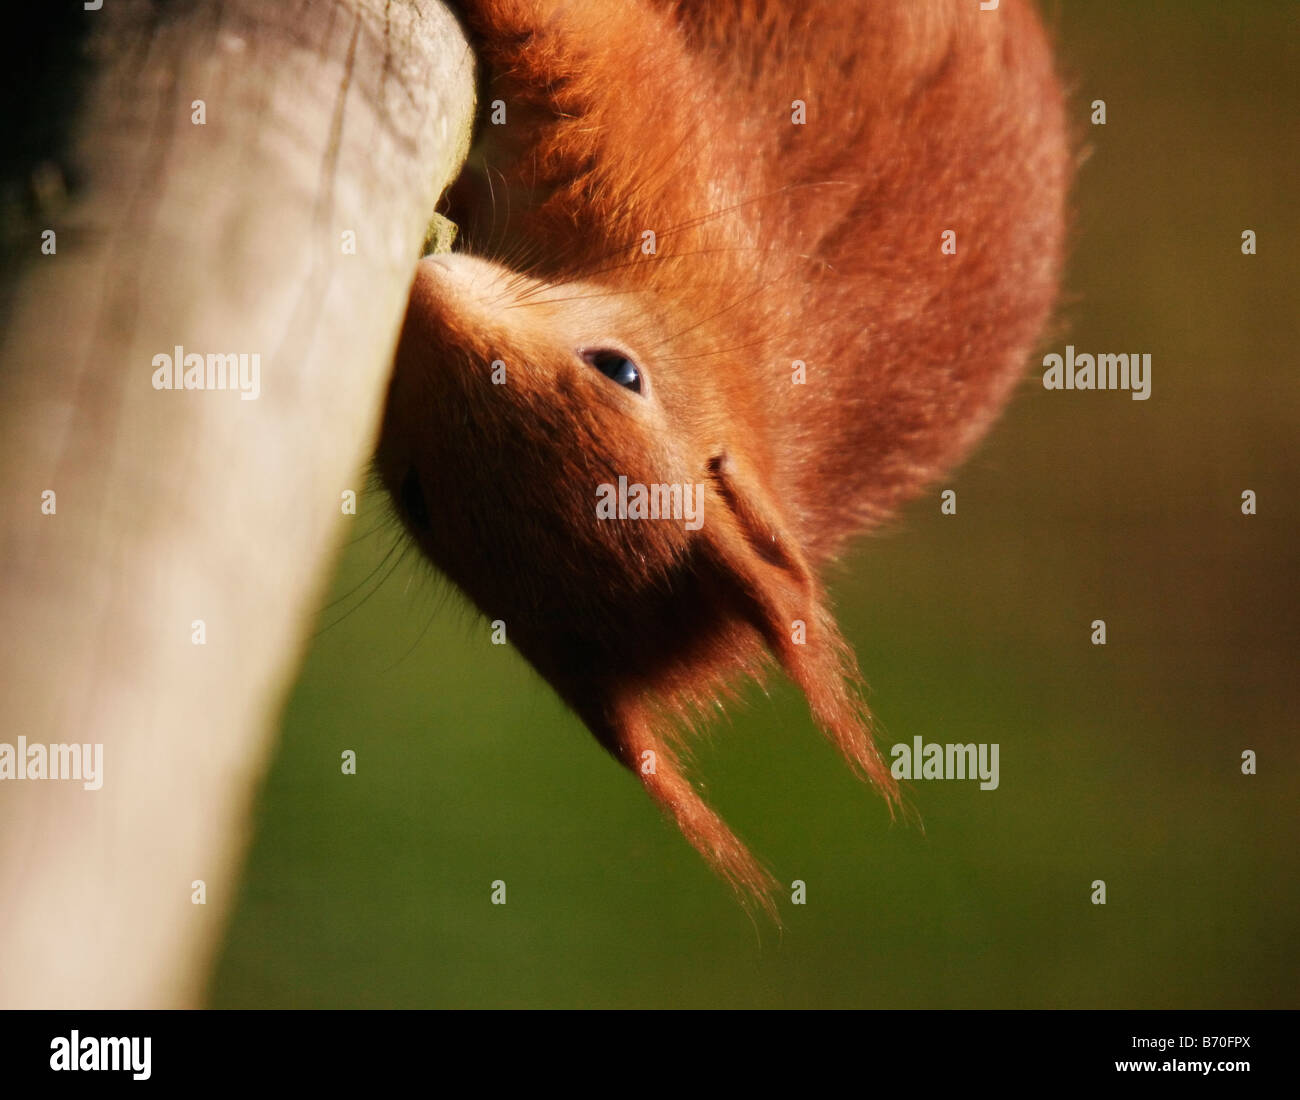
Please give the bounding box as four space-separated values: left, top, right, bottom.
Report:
589 701 780 922
777 602 901 808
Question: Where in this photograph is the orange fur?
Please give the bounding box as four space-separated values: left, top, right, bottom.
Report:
377 0 1069 912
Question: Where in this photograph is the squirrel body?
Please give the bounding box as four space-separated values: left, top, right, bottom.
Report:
378 0 1069 909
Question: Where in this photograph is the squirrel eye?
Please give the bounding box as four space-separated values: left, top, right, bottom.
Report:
581 349 642 394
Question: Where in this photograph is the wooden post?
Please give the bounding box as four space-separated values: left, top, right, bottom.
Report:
0 0 474 1007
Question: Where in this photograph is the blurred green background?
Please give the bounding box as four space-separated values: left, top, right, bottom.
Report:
210 1 1299 1007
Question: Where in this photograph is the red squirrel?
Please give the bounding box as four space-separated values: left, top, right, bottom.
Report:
377 0 1069 913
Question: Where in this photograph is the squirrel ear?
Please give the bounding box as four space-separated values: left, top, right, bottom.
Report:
705 452 811 580
702 452 897 801
701 450 823 671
